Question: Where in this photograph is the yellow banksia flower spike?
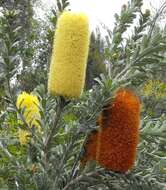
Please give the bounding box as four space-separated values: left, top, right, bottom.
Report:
143 80 166 99
16 92 41 145
18 129 30 145
48 11 90 98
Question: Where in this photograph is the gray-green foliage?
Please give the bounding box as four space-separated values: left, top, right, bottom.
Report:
0 10 21 91
0 0 166 189
0 0 39 92
104 0 166 86
86 30 107 89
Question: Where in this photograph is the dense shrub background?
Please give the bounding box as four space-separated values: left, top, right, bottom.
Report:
0 0 166 189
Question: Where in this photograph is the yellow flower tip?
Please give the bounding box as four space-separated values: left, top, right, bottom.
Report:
18 129 30 145
16 92 41 128
48 11 90 98
16 92 39 109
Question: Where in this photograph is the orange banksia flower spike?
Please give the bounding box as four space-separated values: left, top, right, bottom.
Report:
81 88 141 173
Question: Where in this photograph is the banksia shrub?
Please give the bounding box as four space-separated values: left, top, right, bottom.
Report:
16 92 41 145
48 12 90 98
82 89 141 173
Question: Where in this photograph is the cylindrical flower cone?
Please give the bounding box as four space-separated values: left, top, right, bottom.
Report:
81 89 141 173
48 12 90 98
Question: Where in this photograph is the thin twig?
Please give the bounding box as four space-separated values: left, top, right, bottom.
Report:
69 132 88 180
147 1 166 43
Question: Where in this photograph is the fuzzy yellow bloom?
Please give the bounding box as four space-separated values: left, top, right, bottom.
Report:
18 129 30 145
16 92 40 127
143 80 166 99
48 12 90 98
16 92 41 145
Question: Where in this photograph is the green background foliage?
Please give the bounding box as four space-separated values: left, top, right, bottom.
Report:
0 0 166 189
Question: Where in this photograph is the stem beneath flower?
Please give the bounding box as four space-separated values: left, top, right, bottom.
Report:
44 96 66 169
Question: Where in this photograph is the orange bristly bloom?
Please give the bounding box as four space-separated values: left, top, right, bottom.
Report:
81 89 141 173
81 130 98 164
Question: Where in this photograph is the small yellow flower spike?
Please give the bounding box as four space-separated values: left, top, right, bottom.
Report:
48 12 90 98
143 80 166 99
16 92 40 128
16 92 41 145
18 129 30 145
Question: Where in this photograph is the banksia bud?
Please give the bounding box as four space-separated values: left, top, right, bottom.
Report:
16 92 41 145
81 89 141 173
48 12 90 98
